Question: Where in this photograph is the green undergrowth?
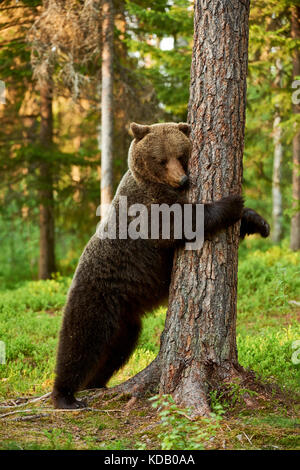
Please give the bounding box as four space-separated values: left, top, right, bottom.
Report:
0 238 299 449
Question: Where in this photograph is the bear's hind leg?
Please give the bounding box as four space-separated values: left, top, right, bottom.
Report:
52 291 120 409
52 325 108 409
84 316 141 390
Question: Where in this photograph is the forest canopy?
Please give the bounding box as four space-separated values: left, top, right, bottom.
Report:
0 0 299 284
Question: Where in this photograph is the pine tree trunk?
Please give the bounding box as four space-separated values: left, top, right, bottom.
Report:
159 0 250 415
290 5 300 251
38 79 56 280
101 0 114 216
108 0 252 416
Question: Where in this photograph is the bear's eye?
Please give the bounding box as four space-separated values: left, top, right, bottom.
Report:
160 159 167 166
178 155 187 167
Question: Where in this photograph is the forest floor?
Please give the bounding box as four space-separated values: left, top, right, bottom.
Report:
0 239 299 450
0 387 299 450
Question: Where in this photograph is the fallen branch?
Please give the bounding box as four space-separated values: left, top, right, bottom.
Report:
242 431 254 446
0 409 39 419
0 407 122 419
0 392 51 410
11 413 51 422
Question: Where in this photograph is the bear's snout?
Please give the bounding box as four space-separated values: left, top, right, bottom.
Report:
166 158 187 188
180 175 189 187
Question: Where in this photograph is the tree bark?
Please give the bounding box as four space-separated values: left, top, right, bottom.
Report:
101 0 114 216
290 5 300 251
104 0 252 416
38 78 56 280
159 0 250 415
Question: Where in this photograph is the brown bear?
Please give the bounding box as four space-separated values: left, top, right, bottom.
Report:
52 122 269 409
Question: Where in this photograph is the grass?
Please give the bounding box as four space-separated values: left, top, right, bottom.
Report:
0 238 299 449
237 239 300 392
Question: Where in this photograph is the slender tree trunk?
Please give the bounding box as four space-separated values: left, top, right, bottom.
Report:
272 60 283 243
290 5 300 251
272 113 283 242
101 0 114 216
109 0 252 416
115 4 130 178
38 78 56 280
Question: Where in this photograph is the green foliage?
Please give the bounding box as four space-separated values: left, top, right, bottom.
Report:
0 240 299 449
150 394 224 450
139 306 166 353
0 0 299 451
0 212 39 289
238 240 300 319
210 383 258 414
237 241 300 391
1 0 299 282
0 277 68 398
125 0 193 119
244 0 300 233
238 326 300 390
0 240 299 401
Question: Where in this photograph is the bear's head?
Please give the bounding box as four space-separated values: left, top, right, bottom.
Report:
128 122 191 189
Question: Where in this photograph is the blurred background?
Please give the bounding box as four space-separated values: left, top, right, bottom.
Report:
0 0 299 288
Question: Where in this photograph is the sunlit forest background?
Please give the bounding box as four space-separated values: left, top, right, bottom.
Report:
0 0 299 289
0 0 299 450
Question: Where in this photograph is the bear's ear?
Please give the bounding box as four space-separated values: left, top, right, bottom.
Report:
130 122 150 140
178 123 191 136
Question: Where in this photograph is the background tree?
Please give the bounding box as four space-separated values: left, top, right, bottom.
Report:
245 0 299 244
100 0 114 214
37 71 56 279
272 59 284 243
290 4 300 251
0 0 42 285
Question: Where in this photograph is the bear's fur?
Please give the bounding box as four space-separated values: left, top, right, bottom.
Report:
52 122 270 409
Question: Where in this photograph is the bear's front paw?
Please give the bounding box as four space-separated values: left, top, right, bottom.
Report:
259 218 270 238
240 208 270 239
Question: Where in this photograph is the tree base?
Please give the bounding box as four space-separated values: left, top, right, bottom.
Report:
80 355 275 417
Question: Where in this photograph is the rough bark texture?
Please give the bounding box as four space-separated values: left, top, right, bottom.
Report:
38 79 56 280
101 0 114 215
158 0 250 415
290 5 300 251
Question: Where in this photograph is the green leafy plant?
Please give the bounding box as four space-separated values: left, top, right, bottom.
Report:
150 394 224 450
210 382 258 414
